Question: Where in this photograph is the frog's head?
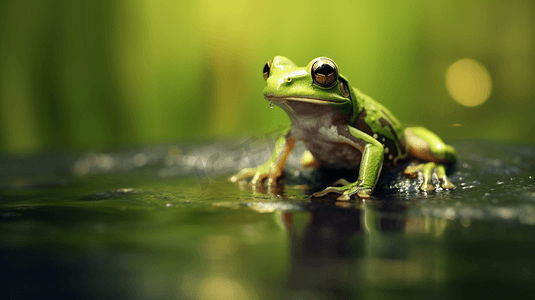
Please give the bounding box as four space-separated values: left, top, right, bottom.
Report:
262 56 353 117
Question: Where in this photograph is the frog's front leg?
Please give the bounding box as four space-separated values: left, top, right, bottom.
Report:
312 126 384 201
403 127 456 191
229 127 295 187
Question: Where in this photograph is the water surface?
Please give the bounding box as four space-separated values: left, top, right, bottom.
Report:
1 141 534 299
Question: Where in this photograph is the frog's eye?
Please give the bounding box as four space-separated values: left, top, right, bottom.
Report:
311 57 338 88
263 59 272 80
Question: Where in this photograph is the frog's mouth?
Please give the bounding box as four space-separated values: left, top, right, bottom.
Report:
264 96 339 105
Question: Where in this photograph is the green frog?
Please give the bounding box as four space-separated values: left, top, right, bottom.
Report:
230 56 456 200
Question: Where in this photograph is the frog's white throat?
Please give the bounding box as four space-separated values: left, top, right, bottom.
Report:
266 96 344 132
264 95 343 124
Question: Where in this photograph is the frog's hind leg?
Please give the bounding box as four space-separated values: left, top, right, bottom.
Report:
403 161 436 191
404 127 456 190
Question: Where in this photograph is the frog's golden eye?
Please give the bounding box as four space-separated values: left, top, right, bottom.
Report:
263 59 272 80
311 57 338 88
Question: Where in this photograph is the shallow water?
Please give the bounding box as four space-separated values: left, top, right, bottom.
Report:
1 141 534 299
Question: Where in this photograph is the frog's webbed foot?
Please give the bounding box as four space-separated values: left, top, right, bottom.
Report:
312 179 372 201
404 162 455 191
228 166 282 188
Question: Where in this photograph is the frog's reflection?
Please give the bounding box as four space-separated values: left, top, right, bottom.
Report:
280 200 410 298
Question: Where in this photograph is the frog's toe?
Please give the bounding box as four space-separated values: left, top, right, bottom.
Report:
356 188 372 199
440 178 455 189
312 186 347 197
420 162 436 191
406 161 455 191
249 173 269 188
266 174 283 187
336 187 372 201
420 181 435 191
439 174 455 189
311 178 356 197
313 183 372 201
332 178 351 186
229 168 256 183
436 164 455 189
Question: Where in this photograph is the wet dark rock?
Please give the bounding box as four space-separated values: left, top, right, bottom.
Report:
0 140 534 299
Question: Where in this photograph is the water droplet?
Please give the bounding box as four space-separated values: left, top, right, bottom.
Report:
270 101 274 108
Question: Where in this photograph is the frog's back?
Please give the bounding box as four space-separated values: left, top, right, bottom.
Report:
350 88 408 167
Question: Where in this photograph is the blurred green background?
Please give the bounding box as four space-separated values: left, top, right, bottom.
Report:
1 0 534 154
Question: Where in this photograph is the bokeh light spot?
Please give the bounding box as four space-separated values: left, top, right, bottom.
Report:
445 58 492 107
